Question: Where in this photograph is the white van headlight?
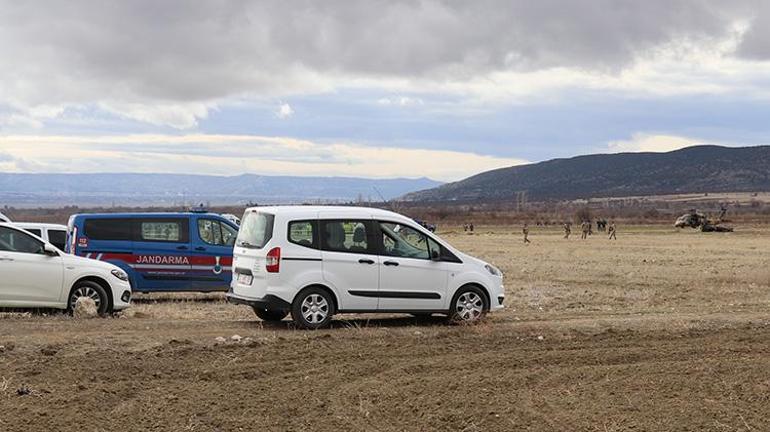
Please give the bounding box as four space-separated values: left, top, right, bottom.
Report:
484 264 501 276
111 269 129 282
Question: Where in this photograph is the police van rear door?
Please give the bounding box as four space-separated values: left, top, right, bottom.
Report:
132 216 192 291
77 217 133 261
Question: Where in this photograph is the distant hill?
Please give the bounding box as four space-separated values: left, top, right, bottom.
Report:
0 173 441 207
403 145 770 202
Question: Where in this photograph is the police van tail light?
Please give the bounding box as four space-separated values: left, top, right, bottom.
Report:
69 227 78 254
266 247 281 273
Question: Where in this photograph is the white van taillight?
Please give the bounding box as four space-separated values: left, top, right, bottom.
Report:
266 247 281 273
69 227 78 254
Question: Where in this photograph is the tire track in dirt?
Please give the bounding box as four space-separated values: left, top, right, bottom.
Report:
5 321 768 431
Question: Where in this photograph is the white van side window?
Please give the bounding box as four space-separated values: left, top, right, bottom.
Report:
288 220 318 249
380 222 429 260
48 230 67 250
320 220 371 254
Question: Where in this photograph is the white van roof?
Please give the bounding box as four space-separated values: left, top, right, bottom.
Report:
13 222 68 230
246 205 414 223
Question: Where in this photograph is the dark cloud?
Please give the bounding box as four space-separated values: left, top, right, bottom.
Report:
0 0 764 130
0 1 753 100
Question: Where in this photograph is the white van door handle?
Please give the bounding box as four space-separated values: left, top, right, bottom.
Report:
0 257 14 262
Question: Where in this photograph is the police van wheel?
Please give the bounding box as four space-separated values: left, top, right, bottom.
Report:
253 308 288 322
291 287 334 330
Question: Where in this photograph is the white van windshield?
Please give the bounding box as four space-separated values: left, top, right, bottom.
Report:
236 212 274 249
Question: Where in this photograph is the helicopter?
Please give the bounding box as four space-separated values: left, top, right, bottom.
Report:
674 205 733 232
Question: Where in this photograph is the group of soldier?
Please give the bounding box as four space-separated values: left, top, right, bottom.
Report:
521 219 616 244
462 219 617 243
563 220 616 240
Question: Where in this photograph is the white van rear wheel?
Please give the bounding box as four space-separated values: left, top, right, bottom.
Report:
253 308 288 322
291 287 334 329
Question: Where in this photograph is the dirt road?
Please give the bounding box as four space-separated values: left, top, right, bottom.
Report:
1 226 769 431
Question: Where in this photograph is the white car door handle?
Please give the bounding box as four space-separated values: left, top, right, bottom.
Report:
0 257 14 262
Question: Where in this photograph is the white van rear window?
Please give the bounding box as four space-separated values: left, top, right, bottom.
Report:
236 212 274 249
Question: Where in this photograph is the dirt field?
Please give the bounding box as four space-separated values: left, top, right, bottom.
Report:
1 225 769 431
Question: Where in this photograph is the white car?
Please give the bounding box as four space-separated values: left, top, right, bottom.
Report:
13 222 68 251
0 212 9 223
227 206 504 329
0 223 132 315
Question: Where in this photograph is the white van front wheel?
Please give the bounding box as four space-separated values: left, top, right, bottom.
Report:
449 285 488 324
292 287 335 329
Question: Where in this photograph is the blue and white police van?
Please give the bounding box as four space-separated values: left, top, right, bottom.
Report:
65 210 238 292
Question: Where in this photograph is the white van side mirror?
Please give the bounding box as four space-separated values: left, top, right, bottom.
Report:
43 243 59 256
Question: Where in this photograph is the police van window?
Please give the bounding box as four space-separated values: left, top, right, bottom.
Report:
0 227 44 254
198 219 237 246
221 222 237 246
198 219 222 245
288 220 317 249
48 230 67 250
84 218 132 241
26 229 42 237
320 220 371 254
139 219 189 243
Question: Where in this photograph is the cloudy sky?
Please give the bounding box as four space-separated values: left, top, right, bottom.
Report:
1 0 769 181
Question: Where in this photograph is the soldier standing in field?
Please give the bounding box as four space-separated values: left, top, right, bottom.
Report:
581 221 590 239
563 222 571 239
522 223 531 244
608 221 617 240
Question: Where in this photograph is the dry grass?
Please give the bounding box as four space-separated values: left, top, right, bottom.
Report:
2 224 767 326
20 222 762 330
443 224 770 318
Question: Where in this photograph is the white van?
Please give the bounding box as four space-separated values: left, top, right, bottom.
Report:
13 223 68 251
0 222 132 315
227 206 504 329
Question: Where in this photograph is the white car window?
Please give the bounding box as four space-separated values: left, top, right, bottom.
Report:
0 227 44 254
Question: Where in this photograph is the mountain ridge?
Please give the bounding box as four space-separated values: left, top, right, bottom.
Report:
0 172 441 207
403 145 770 202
